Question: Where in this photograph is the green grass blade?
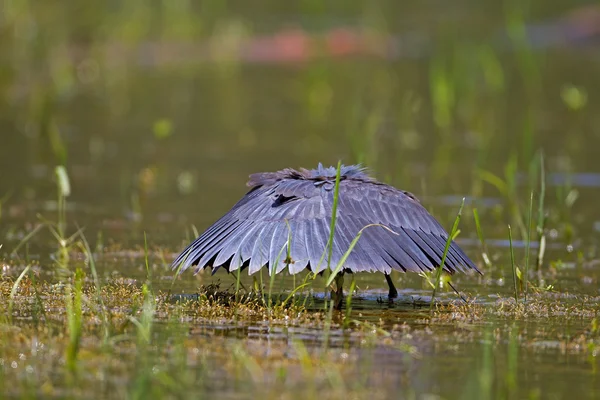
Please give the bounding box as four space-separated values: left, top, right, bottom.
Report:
477 169 508 196
324 161 343 273
65 268 83 374
508 224 519 303
326 223 397 287
144 232 151 283
77 231 111 343
536 150 546 285
524 191 533 303
11 223 46 257
344 275 357 329
429 198 465 312
280 282 311 307
268 235 289 308
7 265 31 324
473 208 492 270
317 161 342 311
235 264 242 303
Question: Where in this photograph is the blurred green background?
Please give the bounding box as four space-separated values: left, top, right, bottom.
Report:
1 0 599 262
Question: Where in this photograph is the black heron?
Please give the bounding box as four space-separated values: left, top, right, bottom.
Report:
172 164 480 308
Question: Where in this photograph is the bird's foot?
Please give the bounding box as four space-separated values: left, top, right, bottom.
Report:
377 296 396 307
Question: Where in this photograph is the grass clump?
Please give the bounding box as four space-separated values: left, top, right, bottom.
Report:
433 291 600 322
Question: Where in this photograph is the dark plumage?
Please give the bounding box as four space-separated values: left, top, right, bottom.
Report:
172 164 480 305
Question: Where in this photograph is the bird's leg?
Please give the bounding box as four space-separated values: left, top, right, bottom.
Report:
385 273 398 299
330 272 345 310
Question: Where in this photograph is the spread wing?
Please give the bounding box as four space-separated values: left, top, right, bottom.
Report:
171 172 479 276
334 180 479 274
171 176 327 275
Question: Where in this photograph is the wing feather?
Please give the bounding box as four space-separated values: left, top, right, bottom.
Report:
343 217 390 273
288 221 310 274
305 220 326 272
194 220 246 270
184 219 240 271
424 232 466 272
229 223 263 271
366 223 430 272
171 216 235 270
249 224 272 274
172 164 479 279
332 217 364 272
266 224 285 274
213 221 253 267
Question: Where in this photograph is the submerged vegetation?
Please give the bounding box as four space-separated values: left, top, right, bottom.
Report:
1 267 599 398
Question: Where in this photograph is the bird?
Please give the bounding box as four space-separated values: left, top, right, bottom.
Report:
171 163 480 308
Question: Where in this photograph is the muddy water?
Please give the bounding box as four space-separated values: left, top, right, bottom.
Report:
1 2 600 399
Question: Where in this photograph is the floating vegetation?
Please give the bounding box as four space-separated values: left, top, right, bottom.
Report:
1 252 600 399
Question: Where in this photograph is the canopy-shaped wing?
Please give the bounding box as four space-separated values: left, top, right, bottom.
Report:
171 165 480 276
333 180 479 274
171 176 326 275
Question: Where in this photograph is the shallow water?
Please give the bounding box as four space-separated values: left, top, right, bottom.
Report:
1 2 600 399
